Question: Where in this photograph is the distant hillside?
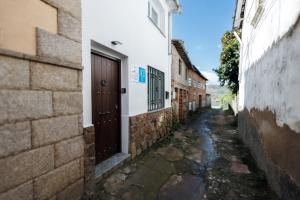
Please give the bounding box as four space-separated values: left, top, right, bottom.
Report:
207 85 230 108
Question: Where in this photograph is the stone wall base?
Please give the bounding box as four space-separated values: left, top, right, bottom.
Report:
83 126 96 199
129 108 172 158
238 109 300 200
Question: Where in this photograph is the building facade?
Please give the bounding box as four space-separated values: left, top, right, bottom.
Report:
0 0 84 199
82 0 180 191
235 0 300 199
0 0 180 199
188 66 208 112
171 40 192 123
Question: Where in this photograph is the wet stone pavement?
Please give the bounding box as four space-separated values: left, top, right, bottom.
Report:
94 109 279 200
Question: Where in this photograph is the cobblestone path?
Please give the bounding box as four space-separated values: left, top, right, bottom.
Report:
94 109 278 200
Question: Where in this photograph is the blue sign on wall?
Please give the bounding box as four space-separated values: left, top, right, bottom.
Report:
138 67 146 83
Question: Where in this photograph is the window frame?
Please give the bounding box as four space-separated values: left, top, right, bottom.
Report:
148 66 165 111
148 0 166 36
185 68 188 80
178 59 182 75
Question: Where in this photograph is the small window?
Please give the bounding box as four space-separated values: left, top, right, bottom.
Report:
148 0 165 34
179 59 182 75
151 8 159 25
251 0 264 27
188 78 192 86
185 68 188 80
148 66 165 111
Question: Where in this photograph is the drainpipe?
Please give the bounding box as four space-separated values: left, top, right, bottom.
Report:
233 31 242 46
233 30 242 112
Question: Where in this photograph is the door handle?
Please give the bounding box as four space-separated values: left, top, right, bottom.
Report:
98 112 110 116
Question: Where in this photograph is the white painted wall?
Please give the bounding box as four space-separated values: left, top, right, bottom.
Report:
82 0 175 126
239 0 300 132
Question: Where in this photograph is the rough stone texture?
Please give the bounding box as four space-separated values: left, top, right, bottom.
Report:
55 136 84 167
32 115 79 147
0 181 33 200
0 121 31 158
78 115 83 135
230 162 251 174
58 11 81 42
0 56 29 89
37 29 81 65
34 159 81 200
78 71 82 89
0 90 52 124
129 108 172 158
0 145 54 193
0 48 82 70
53 92 83 115
0 0 83 198
83 126 96 197
31 62 78 91
57 178 84 200
239 109 300 200
156 146 184 161
42 0 81 19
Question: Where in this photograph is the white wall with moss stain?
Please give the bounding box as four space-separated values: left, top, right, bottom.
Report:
239 0 300 133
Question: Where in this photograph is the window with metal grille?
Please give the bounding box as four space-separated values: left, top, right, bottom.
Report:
148 66 165 111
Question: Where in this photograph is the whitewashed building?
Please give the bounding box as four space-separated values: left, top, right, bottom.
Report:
82 0 180 188
235 0 300 199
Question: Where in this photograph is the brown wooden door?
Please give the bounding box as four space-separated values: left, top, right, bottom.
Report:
92 53 121 164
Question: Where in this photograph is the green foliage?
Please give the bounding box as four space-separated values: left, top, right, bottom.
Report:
221 92 236 107
214 31 240 94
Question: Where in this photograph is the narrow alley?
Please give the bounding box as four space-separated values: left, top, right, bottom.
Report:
1 0 300 199
93 109 278 200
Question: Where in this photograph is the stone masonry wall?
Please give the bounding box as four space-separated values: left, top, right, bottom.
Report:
83 126 96 198
0 0 84 199
130 108 172 158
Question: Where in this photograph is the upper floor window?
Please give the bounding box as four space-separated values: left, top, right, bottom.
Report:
188 78 192 86
251 0 264 27
179 59 182 75
185 68 188 80
148 0 165 34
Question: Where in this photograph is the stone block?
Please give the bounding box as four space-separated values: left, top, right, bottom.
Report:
34 159 81 200
84 126 95 145
78 71 82 89
57 178 83 200
55 136 84 167
31 62 78 91
0 145 54 193
80 157 84 177
43 0 81 19
0 121 31 158
0 181 33 200
32 115 79 147
0 90 52 124
53 92 82 115
37 29 81 65
78 115 83 134
0 56 29 89
58 11 81 42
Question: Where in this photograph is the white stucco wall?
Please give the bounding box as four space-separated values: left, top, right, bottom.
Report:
82 0 174 128
239 0 300 132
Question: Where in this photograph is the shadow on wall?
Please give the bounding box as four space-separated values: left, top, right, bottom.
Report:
239 17 300 198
